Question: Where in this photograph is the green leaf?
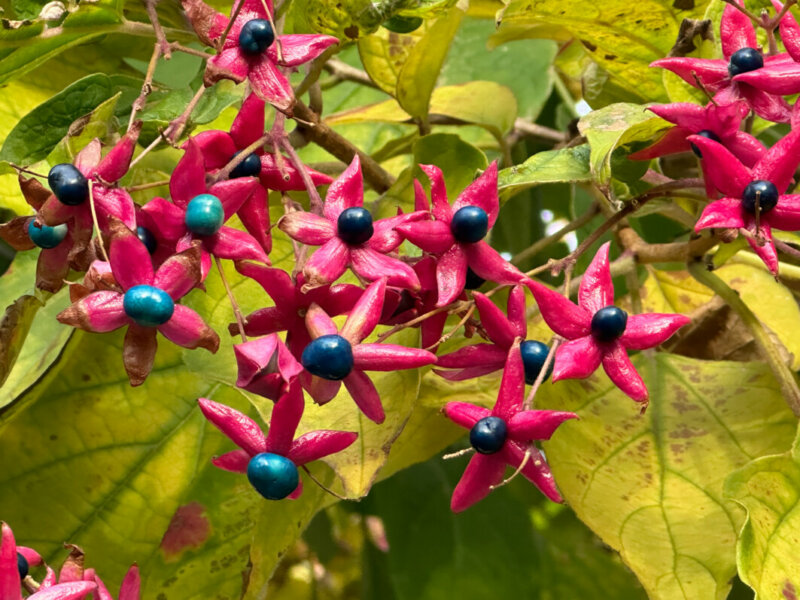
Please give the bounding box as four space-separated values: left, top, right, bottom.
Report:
358 7 463 118
493 0 712 103
0 73 128 165
439 16 557 122
537 353 797 600
364 456 646 599
326 81 517 138
287 0 382 40
498 144 592 197
724 431 800 599
577 103 668 185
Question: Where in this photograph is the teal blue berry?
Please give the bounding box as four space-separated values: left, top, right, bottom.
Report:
247 453 299 500
185 194 224 236
123 285 174 327
27 220 68 249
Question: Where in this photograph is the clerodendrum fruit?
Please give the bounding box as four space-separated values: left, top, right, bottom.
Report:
464 268 486 290
239 19 275 54
742 180 779 214
469 416 507 454
48 164 89 206
591 306 628 342
337 207 374 245
28 219 68 249
230 152 262 179
520 340 553 385
728 47 763 77
301 334 354 380
123 285 175 327
690 130 721 158
247 453 299 500
185 194 224 236
450 206 489 244
137 226 157 254
17 552 29 580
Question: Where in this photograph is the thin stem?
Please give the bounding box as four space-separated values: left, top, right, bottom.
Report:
490 446 530 490
215 255 248 342
144 0 171 57
301 465 349 500
688 259 800 416
774 238 800 261
281 137 325 214
512 205 599 266
214 133 270 182
126 179 170 192
88 181 110 262
720 0 759 21
218 0 246 48
427 303 476 350
168 85 207 142
129 43 161 130
170 42 212 59
322 58 379 89
513 118 568 143
375 304 461 343
9 163 46 178
443 447 475 460
295 45 339 98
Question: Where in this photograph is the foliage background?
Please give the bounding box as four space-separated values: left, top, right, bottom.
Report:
1 0 799 598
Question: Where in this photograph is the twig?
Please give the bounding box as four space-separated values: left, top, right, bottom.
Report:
512 205 599 266
292 100 395 193
214 133 270 182
322 58 379 89
218 0 246 49
144 0 171 58
295 45 339 98
720 0 759 21
428 303 476 350
774 238 800 261
126 179 170 192
301 465 350 500
170 42 213 59
443 447 474 460
129 43 162 131
375 303 463 343
513 118 568 143
281 137 325 214
9 163 46 178
490 446 530 490
215 255 248 342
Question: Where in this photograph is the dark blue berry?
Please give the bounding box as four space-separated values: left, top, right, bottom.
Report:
690 129 721 158
17 552 29 580
230 152 262 179
469 416 507 454
520 340 553 385
123 285 174 327
464 267 485 290
27 219 67 249
728 47 763 77
247 453 299 500
48 164 88 206
301 334 354 380
742 180 779 214
337 207 374 245
450 206 489 244
591 306 628 342
239 19 275 55
137 226 157 254
185 193 224 236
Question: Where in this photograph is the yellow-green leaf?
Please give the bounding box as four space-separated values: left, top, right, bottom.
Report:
724 431 800 599
537 353 797 600
498 144 592 198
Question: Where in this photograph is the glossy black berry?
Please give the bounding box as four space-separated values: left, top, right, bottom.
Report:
469 416 507 454
728 47 764 77
48 164 88 206
301 334 354 380
382 15 423 33
239 19 275 55
520 340 553 385
690 129 721 158
742 180 779 214
591 306 628 342
337 207 374 245
464 268 486 290
230 152 262 179
247 453 299 500
18 552 29 580
450 206 489 244
137 226 157 254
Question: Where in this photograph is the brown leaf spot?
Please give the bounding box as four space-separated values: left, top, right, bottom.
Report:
783 580 797 600
160 502 211 561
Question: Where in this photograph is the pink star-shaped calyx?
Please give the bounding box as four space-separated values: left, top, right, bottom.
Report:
629 100 764 168
234 333 304 401
185 0 338 113
1 523 96 600
139 139 269 278
56 219 220 386
442 340 578 512
90 566 140 600
651 0 792 123
396 162 528 307
689 128 800 273
525 243 690 405
230 261 362 361
198 381 358 499
278 156 426 291
299 278 437 424
436 285 527 380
